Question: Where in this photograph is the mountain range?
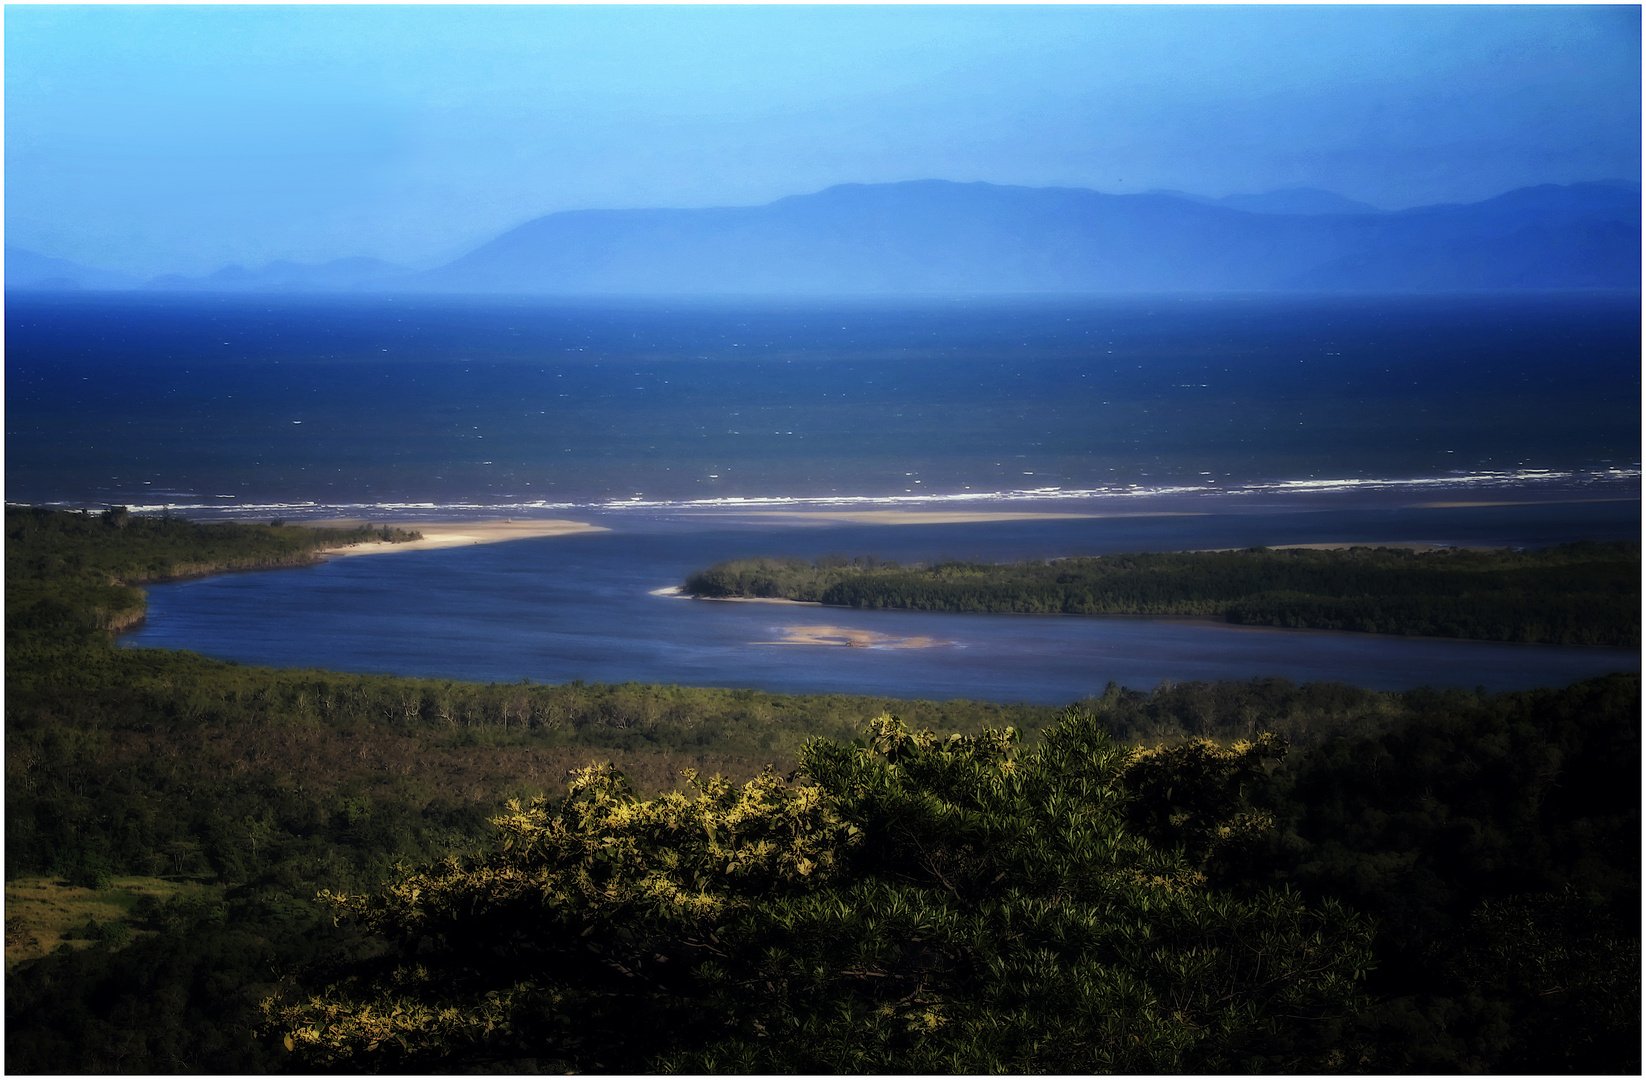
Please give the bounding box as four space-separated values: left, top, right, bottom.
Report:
9 180 1639 295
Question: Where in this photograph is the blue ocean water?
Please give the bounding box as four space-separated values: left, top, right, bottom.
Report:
6 292 1639 513
9 292 1639 700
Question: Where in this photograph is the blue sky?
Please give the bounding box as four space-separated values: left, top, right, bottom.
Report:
7 4 1639 277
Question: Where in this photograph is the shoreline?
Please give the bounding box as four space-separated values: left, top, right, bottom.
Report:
315 518 608 556
656 588 822 607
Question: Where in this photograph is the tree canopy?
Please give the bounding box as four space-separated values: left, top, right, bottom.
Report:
684 543 1641 645
263 711 1374 1073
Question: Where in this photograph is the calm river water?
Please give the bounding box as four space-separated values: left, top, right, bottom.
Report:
123 501 1639 705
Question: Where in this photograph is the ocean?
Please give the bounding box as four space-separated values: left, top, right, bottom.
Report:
9 291 1640 701
7 291 1639 513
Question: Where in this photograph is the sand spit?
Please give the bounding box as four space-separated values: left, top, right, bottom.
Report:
688 509 1206 526
649 586 818 605
757 624 951 649
1410 496 1641 509
316 519 608 557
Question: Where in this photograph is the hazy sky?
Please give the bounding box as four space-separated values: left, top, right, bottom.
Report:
7 4 1640 277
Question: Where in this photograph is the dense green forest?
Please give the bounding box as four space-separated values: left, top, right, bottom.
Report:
684 542 1641 646
5 507 1639 1072
7 505 420 641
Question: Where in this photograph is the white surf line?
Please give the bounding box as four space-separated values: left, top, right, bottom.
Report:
59 464 1640 519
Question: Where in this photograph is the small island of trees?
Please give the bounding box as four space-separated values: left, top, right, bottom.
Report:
684 542 1641 646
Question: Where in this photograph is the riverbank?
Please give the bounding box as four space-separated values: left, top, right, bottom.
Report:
315 518 608 556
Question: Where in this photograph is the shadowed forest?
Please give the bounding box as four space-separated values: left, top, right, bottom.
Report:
4 507 1639 1072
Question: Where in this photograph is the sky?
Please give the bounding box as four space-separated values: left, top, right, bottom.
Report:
6 4 1640 278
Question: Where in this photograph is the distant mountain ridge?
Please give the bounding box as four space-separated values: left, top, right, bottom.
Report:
417 179 1639 294
1149 187 1383 215
145 256 409 293
9 180 1639 295
4 247 140 292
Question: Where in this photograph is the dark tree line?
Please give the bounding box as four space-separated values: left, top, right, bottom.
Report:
684 542 1641 645
6 505 420 647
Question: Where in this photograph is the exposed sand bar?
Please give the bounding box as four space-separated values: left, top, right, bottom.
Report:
314 519 608 557
649 585 819 605
755 624 951 649
688 509 1205 526
1410 497 1640 508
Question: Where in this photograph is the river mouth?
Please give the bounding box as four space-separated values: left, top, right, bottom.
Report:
122 502 1639 703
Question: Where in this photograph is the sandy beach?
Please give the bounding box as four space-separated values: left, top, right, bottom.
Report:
315 519 608 557
691 509 1205 526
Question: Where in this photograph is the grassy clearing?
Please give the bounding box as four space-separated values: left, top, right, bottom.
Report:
4 876 221 967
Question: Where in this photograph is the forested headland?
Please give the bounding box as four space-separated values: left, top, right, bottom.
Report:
5 507 1638 1072
684 542 1641 646
7 505 421 639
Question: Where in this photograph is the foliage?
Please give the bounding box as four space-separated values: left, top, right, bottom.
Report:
684 542 1641 645
1229 671 1642 1073
5 885 364 1074
4 876 219 967
4 643 1064 891
6 505 1639 1072
262 711 1375 1073
1246 673 1640 938
1081 675 1407 750
6 505 420 668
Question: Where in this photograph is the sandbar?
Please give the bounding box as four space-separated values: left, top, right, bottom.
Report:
755 624 951 649
650 585 818 605
692 509 1204 526
315 519 608 557
1411 497 1640 509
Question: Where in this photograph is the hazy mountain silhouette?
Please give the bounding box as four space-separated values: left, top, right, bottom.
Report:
9 181 1638 295
413 180 1639 295
144 256 410 293
5 246 139 291
1152 187 1384 215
